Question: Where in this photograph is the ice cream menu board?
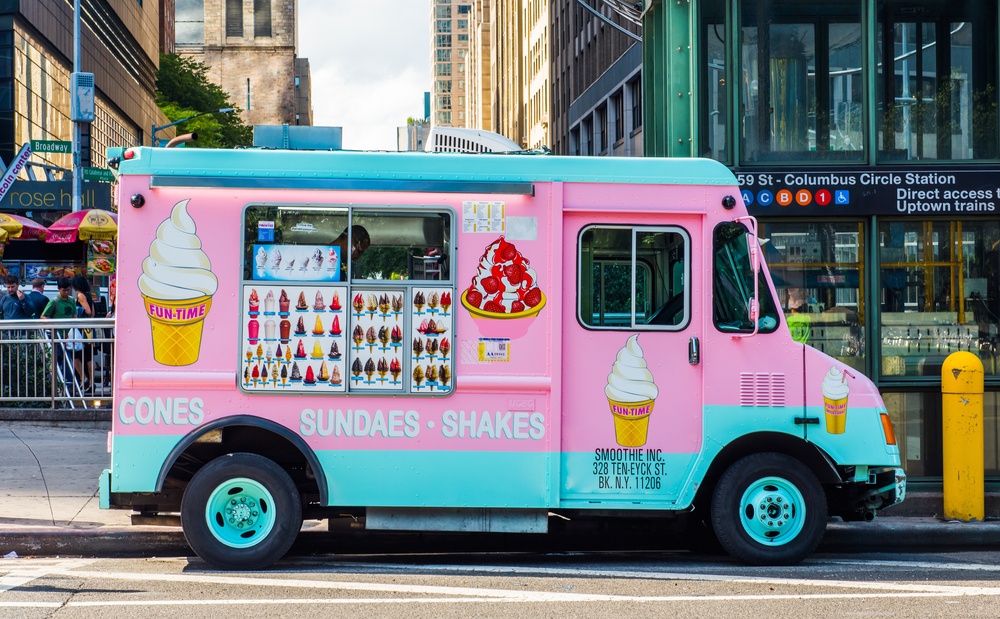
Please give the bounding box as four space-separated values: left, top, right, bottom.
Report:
347 288 405 392
240 284 454 395
409 287 453 393
241 285 349 392
252 244 341 282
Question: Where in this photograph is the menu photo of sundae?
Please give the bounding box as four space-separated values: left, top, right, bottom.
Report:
251 243 342 282
461 236 545 319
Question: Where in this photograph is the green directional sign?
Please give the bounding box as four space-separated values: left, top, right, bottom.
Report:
30 139 72 154
83 167 115 183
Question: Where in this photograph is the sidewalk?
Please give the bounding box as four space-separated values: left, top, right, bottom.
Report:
1 420 999 559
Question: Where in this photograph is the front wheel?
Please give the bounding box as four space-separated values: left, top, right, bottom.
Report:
711 452 827 565
181 453 302 570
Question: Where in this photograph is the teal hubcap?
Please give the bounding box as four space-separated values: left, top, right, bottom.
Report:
206 477 276 549
738 476 806 546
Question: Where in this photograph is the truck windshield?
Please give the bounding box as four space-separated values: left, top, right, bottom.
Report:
713 222 779 333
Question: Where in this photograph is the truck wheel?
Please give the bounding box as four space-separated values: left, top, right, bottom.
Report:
181 453 302 570
710 452 827 565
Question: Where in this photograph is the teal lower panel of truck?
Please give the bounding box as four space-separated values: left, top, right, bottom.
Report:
109 435 553 508
559 451 698 506
110 435 186 493
312 449 552 507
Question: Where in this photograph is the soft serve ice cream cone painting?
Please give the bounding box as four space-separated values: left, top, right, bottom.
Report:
139 200 218 366
605 334 659 447
821 365 852 434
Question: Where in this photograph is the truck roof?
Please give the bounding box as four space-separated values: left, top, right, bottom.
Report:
113 147 738 188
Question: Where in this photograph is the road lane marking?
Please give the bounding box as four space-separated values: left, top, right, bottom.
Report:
37 565 1000 604
0 558 94 594
362 563 1000 596
827 559 1000 572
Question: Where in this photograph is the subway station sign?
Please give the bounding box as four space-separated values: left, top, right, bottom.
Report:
737 168 1000 217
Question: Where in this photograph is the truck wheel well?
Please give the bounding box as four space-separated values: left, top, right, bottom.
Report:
694 432 841 511
157 417 326 507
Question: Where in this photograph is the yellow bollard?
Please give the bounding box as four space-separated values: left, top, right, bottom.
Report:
941 351 984 521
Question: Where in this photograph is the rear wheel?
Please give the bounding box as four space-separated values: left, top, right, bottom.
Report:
181 453 302 570
711 452 827 565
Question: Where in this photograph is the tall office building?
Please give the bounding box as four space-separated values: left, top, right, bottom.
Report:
175 0 310 127
293 58 312 126
481 0 550 150
466 0 492 131
551 1 641 156
431 0 473 128
0 1 163 169
522 0 550 150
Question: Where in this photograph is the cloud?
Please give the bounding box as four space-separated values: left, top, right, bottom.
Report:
298 0 431 150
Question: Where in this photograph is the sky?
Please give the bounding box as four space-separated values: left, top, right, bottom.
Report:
297 0 432 151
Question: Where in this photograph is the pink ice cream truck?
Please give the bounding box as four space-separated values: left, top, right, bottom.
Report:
101 146 904 569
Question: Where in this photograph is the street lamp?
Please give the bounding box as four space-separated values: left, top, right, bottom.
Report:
151 108 236 147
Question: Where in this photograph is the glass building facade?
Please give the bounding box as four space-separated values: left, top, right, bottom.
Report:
647 0 1000 481
8 26 137 171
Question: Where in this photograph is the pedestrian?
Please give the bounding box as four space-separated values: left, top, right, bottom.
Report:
41 277 83 388
71 275 96 391
72 275 95 318
1 274 37 320
40 277 77 320
27 278 49 318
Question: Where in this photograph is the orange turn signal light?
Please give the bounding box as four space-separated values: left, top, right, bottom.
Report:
880 412 897 445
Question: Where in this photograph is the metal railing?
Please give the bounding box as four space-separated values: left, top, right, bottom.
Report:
0 318 114 409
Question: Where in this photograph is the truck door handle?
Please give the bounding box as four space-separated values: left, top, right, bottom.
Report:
688 337 700 365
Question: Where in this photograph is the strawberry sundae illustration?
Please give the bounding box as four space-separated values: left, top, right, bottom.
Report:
462 236 544 318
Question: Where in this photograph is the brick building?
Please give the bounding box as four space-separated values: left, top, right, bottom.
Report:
175 0 310 127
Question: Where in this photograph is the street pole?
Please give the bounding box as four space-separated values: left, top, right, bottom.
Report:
152 108 236 147
72 0 81 212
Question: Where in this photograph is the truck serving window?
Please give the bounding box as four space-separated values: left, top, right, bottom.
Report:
713 221 779 333
242 206 451 281
240 204 455 396
579 226 690 330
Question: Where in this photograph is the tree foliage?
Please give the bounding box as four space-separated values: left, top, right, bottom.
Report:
155 54 253 148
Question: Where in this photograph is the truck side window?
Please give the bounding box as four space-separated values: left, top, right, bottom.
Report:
351 210 452 281
579 225 690 330
713 222 779 333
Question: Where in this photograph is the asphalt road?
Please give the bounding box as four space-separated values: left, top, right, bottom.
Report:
2 549 1000 618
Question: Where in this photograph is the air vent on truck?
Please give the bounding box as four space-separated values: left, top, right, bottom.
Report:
425 127 523 154
739 372 787 407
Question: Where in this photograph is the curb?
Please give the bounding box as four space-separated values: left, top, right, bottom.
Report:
0 528 189 558
821 518 1000 550
0 408 111 425
3 520 1000 559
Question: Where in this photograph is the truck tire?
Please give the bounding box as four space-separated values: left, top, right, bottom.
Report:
181 453 302 570
710 452 827 565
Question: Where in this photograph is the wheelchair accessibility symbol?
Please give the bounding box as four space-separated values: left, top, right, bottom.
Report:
835 190 850 204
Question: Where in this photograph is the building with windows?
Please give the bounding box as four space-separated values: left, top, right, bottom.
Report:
431 0 472 128
294 57 312 126
466 0 491 130
175 0 309 127
644 0 1000 481
553 1 641 157
0 0 163 171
